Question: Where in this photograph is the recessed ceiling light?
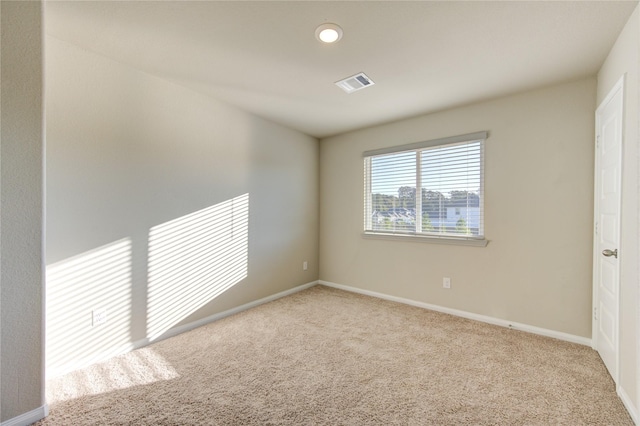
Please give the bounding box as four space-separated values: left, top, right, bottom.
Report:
315 23 343 43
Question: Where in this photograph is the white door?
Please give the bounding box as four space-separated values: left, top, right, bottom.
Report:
593 76 624 381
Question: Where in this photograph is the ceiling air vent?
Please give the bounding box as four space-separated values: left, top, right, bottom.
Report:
335 72 375 94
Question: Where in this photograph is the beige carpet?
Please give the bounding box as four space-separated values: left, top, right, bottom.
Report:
36 285 633 425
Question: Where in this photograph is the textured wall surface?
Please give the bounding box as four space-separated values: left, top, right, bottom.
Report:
0 1 45 422
320 78 596 338
45 37 319 376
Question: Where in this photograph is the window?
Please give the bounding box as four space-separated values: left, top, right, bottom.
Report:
364 132 486 243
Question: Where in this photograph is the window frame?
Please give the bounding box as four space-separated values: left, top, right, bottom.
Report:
363 131 488 247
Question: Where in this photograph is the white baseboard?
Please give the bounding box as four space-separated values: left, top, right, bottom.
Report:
47 281 319 378
318 280 592 347
1 404 48 426
618 385 639 424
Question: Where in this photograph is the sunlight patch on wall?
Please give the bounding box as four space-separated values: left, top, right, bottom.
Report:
47 239 133 378
146 194 249 340
46 347 179 403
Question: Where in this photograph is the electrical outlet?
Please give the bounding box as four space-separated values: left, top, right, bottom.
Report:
443 277 451 289
93 308 107 326
303 261 308 271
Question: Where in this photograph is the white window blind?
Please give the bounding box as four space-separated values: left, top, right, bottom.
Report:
364 132 485 240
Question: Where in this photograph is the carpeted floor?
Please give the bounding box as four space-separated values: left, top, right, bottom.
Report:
36 285 633 425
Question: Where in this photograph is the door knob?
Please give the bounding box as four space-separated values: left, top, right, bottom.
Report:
602 249 618 258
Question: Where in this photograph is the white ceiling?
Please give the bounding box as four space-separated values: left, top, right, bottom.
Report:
45 1 638 139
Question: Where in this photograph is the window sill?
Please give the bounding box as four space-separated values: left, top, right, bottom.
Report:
362 232 489 247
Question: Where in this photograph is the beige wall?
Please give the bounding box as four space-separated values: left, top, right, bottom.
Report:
45 37 319 376
0 1 45 422
320 78 596 338
597 4 639 415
